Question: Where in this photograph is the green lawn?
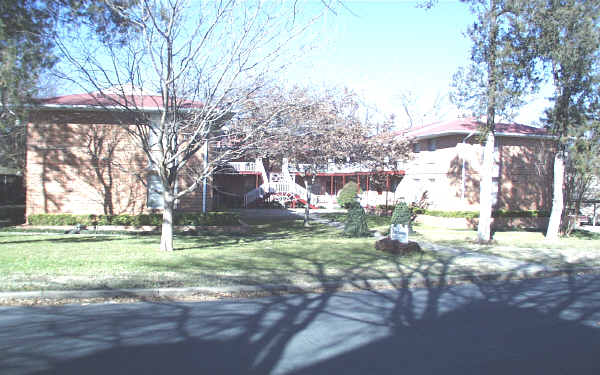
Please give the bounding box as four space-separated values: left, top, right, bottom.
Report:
3 213 598 292
319 213 391 233
321 213 600 268
0 218 441 292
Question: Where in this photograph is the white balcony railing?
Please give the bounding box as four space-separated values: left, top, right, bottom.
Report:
226 161 256 173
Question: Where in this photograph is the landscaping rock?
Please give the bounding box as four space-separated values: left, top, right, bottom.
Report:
375 237 421 255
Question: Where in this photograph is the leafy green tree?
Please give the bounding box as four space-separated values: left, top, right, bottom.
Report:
0 0 136 171
0 0 55 171
527 0 600 239
449 0 538 242
561 119 600 233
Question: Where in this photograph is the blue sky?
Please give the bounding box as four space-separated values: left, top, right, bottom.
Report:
53 0 550 127
287 0 551 126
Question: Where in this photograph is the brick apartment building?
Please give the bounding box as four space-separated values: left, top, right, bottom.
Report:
26 90 210 217
25 90 555 219
395 118 556 212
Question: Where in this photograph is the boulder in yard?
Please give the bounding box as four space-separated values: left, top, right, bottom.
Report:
375 237 421 255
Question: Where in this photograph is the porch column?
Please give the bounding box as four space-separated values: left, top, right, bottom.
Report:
357 175 360 191
366 174 369 191
342 175 346 186
386 174 390 191
256 174 259 188
330 175 334 195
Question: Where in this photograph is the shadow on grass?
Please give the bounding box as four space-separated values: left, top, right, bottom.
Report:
0 235 126 245
571 229 600 240
0 219 330 251
169 220 333 251
3 247 600 374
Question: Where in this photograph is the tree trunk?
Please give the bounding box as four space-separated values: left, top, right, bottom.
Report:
477 131 494 243
160 190 175 251
546 152 564 240
303 179 311 227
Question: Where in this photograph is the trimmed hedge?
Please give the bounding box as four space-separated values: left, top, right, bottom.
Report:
413 209 550 219
27 212 241 227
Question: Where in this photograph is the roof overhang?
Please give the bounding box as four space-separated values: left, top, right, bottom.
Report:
405 130 556 141
35 103 176 113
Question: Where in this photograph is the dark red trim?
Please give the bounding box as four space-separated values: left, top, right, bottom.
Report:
330 175 334 195
293 171 405 177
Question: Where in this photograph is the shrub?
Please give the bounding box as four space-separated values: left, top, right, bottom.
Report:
423 210 479 219
343 201 370 237
337 181 361 208
27 212 240 227
391 202 411 225
416 210 550 219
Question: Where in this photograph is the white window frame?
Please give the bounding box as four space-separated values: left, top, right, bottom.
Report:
147 174 164 209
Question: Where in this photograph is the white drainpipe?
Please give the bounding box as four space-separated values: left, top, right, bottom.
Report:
461 132 477 201
202 140 209 213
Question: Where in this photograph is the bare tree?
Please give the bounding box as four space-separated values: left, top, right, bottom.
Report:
54 0 333 251
395 89 448 129
254 87 410 226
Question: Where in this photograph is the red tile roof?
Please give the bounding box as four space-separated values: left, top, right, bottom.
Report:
38 91 202 110
396 118 551 139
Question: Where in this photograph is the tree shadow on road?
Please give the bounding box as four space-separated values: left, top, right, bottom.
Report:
2 251 600 375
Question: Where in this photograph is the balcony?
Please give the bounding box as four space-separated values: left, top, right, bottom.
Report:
224 161 257 173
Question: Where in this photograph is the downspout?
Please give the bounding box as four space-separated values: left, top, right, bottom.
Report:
461 132 476 201
202 140 209 213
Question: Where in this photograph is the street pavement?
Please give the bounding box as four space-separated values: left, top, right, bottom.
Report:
2 273 600 375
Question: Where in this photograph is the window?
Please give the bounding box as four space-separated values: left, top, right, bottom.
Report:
428 139 437 151
412 142 421 153
147 174 164 209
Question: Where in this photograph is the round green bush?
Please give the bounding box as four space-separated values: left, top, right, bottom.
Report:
391 202 411 225
343 201 370 237
337 181 361 208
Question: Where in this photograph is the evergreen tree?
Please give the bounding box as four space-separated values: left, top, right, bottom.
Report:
449 0 538 242
344 200 370 237
391 202 411 226
527 0 600 239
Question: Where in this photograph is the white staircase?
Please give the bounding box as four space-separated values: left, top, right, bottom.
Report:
243 181 309 207
242 157 319 208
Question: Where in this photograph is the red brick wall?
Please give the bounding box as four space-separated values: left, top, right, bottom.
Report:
26 110 212 218
498 137 555 211
461 136 555 211
402 133 555 212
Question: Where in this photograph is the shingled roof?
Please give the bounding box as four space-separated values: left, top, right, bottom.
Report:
38 86 202 111
396 118 552 140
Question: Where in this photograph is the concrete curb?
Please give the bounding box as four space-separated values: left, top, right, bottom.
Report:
2 266 599 302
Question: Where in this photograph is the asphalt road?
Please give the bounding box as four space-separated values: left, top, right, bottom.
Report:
2 274 600 375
